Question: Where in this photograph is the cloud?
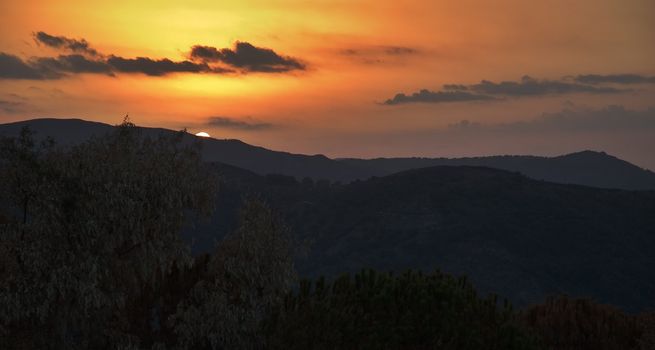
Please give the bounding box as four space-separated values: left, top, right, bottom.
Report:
383 46 417 55
31 55 113 75
443 84 469 91
339 45 418 65
106 56 215 76
206 116 274 130
341 45 417 56
384 75 630 106
34 31 99 56
0 53 49 79
1 51 217 79
383 90 497 105
3 33 304 79
574 74 655 85
466 76 624 96
190 41 305 73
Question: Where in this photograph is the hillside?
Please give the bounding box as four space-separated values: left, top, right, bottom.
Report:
0 118 366 181
2 118 655 190
339 152 655 190
197 165 655 312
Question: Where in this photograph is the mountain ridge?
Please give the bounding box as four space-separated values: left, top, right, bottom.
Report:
2 118 654 190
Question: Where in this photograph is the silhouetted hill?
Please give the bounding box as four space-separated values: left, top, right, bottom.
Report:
339 152 655 190
198 165 655 312
2 118 655 190
0 118 365 181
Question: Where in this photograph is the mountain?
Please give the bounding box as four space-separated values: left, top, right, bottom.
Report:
338 152 655 190
2 118 655 190
3 118 654 311
200 165 655 312
0 118 366 181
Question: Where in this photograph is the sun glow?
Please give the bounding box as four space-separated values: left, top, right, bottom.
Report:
195 131 211 138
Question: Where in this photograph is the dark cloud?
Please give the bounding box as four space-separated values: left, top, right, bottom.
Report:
5 33 303 79
384 75 630 105
574 74 655 85
0 52 225 79
190 42 305 73
0 53 48 79
189 46 221 61
34 31 99 56
443 84 469 91
467 76 624 96
106 56 214 76
206 116 274 130
383 89 496 105
31 55 113 75
1 53 113 80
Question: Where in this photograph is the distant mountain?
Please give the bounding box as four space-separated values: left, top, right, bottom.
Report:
201 165 655 312
0 118 366 181
339 152 655 190
2 118 655 190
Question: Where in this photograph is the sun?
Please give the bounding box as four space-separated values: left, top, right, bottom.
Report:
195 131 211 138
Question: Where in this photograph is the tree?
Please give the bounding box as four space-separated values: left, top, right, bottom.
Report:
266 269 541 350
171 199 295 350
0 121 216 348
519 296 648 350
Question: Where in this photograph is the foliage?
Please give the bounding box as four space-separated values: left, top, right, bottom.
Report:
2 121 654 349
520 296 654 350
206 163 655 312
171 199 296 349
0 121 216 348
265 269 542 350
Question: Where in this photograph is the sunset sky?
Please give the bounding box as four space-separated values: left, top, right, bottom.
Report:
1 0 654 168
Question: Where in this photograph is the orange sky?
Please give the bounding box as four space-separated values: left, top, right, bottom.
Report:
1 0 654 168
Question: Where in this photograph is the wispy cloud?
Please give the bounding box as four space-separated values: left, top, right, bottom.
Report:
0 53 48 80
573 74 655 85
0 100 26 114
383 75 631 105
384 90 496 105
339 45 419 65
33 31 99 57
206 116 275 130
464 76 623 96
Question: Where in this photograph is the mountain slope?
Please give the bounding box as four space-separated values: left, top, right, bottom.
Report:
2 118 655 190
202 165 655 312
339 152 655 190
284 166 655 311
0 118 366 181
